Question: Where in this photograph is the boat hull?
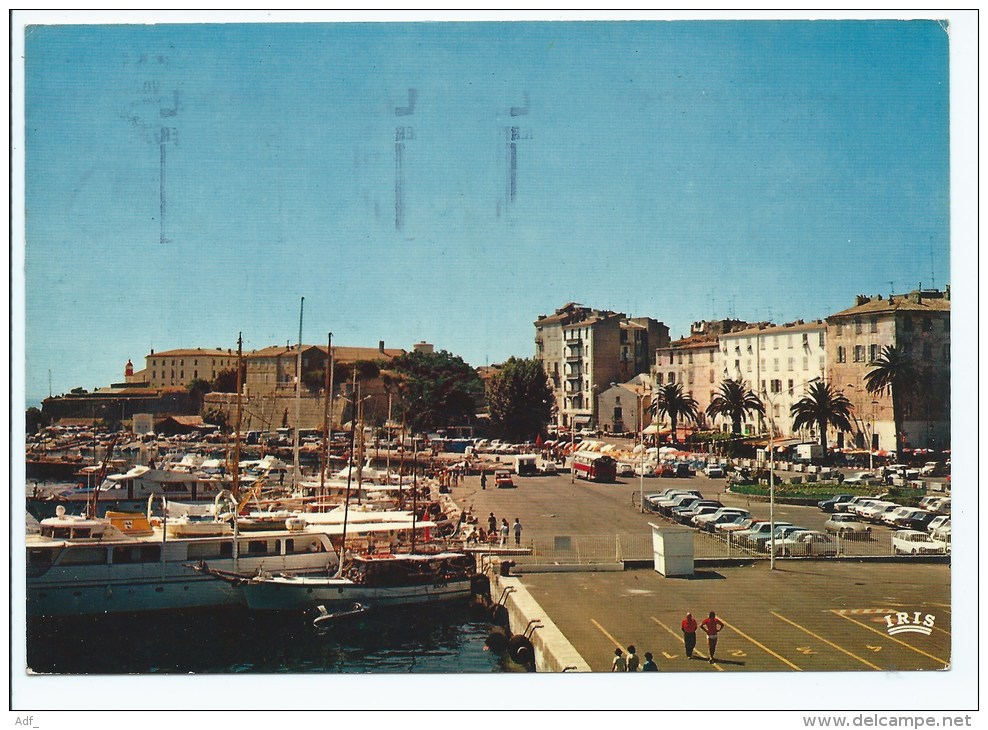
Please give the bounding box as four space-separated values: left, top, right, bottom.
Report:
240 577 474 611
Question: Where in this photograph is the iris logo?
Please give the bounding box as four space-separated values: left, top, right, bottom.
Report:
883 611 936 636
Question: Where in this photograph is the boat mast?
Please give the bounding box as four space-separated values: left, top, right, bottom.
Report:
411 437 418 554
232 333 243 501
336 369 359 578
319 332 333 510
292 296 305 489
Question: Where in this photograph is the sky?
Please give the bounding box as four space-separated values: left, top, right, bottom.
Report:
18 13 962 403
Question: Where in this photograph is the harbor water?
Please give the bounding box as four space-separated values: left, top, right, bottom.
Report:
27 602 504 674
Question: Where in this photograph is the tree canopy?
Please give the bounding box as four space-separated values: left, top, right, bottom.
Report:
651 383 699 444
706 378 765 434
387 350 484 433
486 357 554 441
790 380 854 460
865 344 918 457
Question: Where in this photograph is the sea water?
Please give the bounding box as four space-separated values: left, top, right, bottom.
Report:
27 602 503 674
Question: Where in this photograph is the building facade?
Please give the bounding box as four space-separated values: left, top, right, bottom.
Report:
825 289 950 452
597 374 653 435
651 320 751 429
143 348 240 389
719 320 828 438
534 303 669 430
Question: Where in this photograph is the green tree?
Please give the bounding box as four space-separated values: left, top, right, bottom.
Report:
650 383 699 444
388 350 484 434
706 378 765 435
790 380 854 462
212 367 243 394
486 357 554 441
26 406 49 435
187 378 212 411
865 345 918 458
303 368 325 394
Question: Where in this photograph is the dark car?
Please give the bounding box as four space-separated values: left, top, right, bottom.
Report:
900 510 937 531
817 494 855 513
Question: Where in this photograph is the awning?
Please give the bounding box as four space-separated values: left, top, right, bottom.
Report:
573 415 591 424
643 424 659 435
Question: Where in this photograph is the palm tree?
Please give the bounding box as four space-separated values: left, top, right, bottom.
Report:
865 345 918 458
650 383 699 445
790 381 854 463
706 378 765 435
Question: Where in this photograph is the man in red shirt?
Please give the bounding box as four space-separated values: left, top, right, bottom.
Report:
681 612 698 659
700 611 725 664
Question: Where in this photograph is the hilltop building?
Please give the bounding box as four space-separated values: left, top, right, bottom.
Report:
534 303 669 431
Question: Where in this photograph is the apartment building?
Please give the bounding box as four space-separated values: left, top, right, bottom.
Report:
534 303 669 430
143 348 240 389
826 288 950 452
719 320 828 438
651 320 750 428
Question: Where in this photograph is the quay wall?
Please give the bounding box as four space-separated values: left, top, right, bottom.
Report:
488 570 591 673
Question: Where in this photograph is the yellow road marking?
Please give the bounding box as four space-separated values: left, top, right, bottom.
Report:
650 616 722 670
720 619 802 671
772 611 882 670
591 618 623 650
829 610 949 666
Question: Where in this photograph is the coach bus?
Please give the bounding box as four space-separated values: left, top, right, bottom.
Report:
571 451 617 483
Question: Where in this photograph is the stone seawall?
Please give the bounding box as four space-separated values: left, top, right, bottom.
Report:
488 570 591 673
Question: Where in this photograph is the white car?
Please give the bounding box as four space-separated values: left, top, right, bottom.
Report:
703 465 725 478
824 514 872 538
695 508 750 532
926 515 950 534
769 530 838 557
843 472 878 486
616 462 635 477
930 526 951 553
881 506 923 527
848 499 883 518
892 530 946 555
858 501 900 523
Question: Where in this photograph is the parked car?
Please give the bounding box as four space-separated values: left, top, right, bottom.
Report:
860 502 901 524
494 469 515 489
674 462 693 478
703 465 725 478
634 463 657 478
673 500 722 524
848 498 884 518
926 515 950 534
714 516 758 534
699 510 752 533
918 495 947 511
934 498 951 515
769 530 838 557
537 461 558 475
843 472 878 486
654 491 703 514
899 510 936 531
616 462 635 477
824 514 872 538
662 496 703 517
693 507 749 530
930 526 951 554
736 521 794 549
684 505 721 526
892 530 946 555
920 462 947 477
817 494 855 513
754 525 806 552
882 506 924 527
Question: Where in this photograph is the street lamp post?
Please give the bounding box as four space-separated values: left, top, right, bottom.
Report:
638 385 652 514
761 388 778 571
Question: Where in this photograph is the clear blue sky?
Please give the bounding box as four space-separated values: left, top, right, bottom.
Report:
23 18 952 401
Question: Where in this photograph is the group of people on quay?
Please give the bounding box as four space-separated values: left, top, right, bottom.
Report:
612 611 725 671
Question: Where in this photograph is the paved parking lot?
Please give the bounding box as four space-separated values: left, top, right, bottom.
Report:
450 469 951 673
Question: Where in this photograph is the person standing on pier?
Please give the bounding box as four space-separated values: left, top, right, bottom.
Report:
641 652 658 672
626 645 640 672
481 471 487 490
611 648 626 672
681 612 698 659
499 519 509 547
488 512 497 533
700 611 725 664
513 518 522 546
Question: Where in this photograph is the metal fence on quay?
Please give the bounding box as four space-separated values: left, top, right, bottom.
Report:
521 529 940 565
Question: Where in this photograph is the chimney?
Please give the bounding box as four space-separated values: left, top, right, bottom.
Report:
379 340 385 354
150 348 155 355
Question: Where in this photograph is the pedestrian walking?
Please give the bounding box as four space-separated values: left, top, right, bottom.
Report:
513 518 522 546
641 652 658 672
499 519 509 547
481 471 487 490
611 647 626 672
626 645 640 672
681 612 698 659
488 512 497 533
700 611 725 664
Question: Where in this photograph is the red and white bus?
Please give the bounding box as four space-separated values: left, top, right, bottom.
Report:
571 452 617 483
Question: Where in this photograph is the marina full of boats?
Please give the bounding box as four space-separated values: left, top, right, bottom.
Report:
25 428 487 619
